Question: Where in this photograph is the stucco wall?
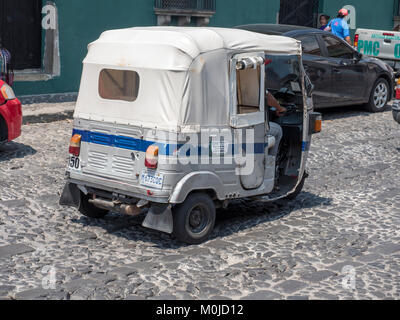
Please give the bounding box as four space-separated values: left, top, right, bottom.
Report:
12 0 398 97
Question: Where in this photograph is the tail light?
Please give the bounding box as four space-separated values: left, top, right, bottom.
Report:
314 117 322 133
145 145 159 169
354 34 359 49
69 134 82 156
310 112 322 134
0 83 16 101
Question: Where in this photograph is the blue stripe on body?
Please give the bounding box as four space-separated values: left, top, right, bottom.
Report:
73 129 267 156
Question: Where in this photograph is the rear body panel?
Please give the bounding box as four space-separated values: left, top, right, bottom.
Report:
67 118 287 204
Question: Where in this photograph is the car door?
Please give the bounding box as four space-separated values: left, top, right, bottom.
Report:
295 34 333 108
319 34 368 105
229 53 266 190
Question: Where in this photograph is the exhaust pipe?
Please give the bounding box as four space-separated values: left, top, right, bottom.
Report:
89 198 142 216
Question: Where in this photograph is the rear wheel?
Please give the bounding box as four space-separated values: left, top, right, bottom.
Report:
365 78 390 113
79 193 109 219
172 193 216 244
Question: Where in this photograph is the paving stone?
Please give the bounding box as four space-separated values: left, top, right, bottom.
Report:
301 270 336 283
15 288 55 300
0 244 35 259
0 199 28 208
1 106 400 300
287 296 309 300
274 280 307 294
327 261 363 272
241 290 282 300
0 285 15 296
371 243 400 256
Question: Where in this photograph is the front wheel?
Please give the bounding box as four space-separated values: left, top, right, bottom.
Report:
365 78 390 113
172 193 216 244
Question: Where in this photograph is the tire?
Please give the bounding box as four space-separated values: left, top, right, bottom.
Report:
286 172 308 200
79 193 109 219
365 78 390 113
0 115 8 143
172 193 216 244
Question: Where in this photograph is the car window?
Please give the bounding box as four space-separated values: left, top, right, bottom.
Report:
322 35 354 59
296 35 321 56
99 69 140 102
236 66 261 115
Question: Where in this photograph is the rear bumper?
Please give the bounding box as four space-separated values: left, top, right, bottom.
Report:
0 98 22 141
66 172 171 204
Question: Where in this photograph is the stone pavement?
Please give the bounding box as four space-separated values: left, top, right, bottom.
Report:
0 103 399 300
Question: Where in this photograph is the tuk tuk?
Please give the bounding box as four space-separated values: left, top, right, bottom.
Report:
60 27 321 244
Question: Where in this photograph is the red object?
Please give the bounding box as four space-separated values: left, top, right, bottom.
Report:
0 80 22 142
145 145 159 169
264 59 273 65
354 34 359 48
69 134 82 156
69 146 80 157
339 8 349 16
145 158 158 169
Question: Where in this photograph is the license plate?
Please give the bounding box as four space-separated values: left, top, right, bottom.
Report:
141 169 164 189
68 156 82 173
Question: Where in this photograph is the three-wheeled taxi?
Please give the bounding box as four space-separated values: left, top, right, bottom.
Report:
60 27 321 244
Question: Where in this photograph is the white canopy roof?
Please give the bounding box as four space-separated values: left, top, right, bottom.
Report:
84 27 302 71
76 27 302 132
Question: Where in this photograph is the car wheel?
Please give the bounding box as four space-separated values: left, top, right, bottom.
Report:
365 78 390 113
0 115 8 143
172 193 216 245
79 193 109 219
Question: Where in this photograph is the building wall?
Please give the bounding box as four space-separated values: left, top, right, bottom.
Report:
12 0 398 98
321 0 396 37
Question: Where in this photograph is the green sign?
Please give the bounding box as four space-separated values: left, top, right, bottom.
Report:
357 40 380 56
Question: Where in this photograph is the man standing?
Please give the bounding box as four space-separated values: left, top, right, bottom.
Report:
325 8 352 45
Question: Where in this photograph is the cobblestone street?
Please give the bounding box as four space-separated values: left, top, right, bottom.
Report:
0 105 399 300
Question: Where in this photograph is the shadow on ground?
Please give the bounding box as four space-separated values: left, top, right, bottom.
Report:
23 111 74 125
0 141 37 162
70 191 332 249
319 105 391 121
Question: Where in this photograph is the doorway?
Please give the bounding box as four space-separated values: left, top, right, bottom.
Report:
0 0 42 70
279 0 319 28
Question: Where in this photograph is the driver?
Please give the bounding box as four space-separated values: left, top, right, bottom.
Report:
266 90 287 158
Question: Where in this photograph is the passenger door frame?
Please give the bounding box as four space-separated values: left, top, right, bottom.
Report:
229 52 266 190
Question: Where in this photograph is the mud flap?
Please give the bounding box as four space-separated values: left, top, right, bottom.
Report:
59 183 81 208
142 205 173 234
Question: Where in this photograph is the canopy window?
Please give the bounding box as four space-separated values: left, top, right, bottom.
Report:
236 65 261 115
99 69 140 102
